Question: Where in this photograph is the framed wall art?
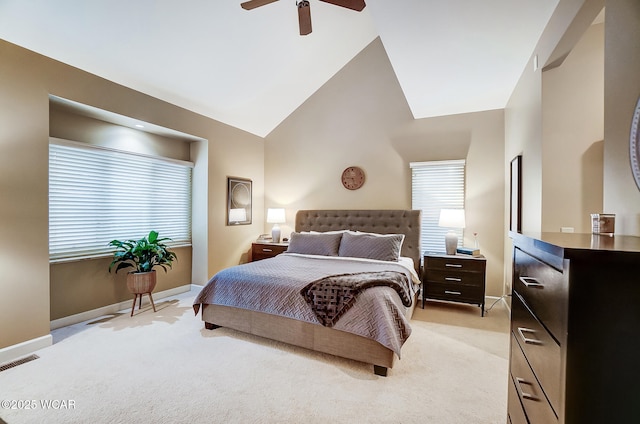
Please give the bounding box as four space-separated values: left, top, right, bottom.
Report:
510 155 522 233
227 177 252 225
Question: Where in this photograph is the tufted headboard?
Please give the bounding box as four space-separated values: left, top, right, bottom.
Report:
295 209 422 275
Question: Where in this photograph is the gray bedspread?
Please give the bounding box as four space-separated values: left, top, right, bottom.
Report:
193 253 420 357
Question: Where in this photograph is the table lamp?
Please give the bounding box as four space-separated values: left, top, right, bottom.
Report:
439 209 465 255
267 208 286 243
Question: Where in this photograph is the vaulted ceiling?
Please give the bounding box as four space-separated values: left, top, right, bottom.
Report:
0 0 559 137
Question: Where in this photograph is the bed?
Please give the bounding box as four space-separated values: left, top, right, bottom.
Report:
193 209 422 376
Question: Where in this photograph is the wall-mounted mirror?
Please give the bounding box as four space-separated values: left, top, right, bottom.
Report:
631 96 640 191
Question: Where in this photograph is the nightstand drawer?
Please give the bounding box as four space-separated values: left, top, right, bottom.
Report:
425 256 485 273
424 282 483 303
425 269 484 287
251 243 288 261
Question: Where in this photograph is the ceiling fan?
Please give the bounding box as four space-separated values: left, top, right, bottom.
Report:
240 0 366 36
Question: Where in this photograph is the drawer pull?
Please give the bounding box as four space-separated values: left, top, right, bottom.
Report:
445 263 463 268
445 277 462 282
515 377 539 401
444 290 461 296
262 248 273 252
517 327 543 345
519 276 544 288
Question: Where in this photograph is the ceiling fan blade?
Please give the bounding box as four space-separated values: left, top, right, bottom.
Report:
298 1 312 36
241 0 279 11
318 0 365 12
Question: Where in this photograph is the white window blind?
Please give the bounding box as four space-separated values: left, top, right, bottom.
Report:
49 138 193 261
410 160 465 254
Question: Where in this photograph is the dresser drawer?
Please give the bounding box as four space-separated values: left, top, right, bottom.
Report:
425 269 484 287
508 373 529 424
514 248 567 343
425 256 485 273
424 282 483 304
510 334 558 424
512 292 561 415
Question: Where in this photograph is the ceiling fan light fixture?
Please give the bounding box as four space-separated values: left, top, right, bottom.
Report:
241 0 365 36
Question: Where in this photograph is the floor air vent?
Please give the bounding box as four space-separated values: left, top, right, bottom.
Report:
0 354 39 372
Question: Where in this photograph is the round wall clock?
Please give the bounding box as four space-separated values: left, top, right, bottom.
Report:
341 166 365 190
631 96 640 191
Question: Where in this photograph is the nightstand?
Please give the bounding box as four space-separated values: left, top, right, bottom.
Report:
251 241 289 261
422 252 487 316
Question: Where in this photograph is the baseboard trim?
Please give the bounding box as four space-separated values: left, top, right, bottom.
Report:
0 335 52 366
50 284 197 330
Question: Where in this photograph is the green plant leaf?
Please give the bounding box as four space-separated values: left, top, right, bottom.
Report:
107 231 177 274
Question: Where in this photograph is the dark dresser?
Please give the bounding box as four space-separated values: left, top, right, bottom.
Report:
508 232 640 424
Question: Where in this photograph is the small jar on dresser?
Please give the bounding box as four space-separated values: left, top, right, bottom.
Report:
508 232 640 424
251 241 288 261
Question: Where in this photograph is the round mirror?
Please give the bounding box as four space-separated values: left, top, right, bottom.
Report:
631 96 640 191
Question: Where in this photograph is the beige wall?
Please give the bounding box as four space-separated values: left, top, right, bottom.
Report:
604 0 640 235
503 0 605 295
47 106 195 320
265 38 506 297
0 39 264 350
505 0 604 238
505 0 640 299
542 22 604 233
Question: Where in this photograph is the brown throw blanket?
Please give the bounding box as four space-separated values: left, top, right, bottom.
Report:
300 271 413 327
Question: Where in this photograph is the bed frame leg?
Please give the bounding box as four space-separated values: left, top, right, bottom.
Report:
204 322 221 330
373 365 388 377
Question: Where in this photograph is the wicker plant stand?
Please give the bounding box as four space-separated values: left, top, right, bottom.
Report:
126 271 157 316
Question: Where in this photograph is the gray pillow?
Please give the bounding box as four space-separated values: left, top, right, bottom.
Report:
338 231 405 262
287 232 343 256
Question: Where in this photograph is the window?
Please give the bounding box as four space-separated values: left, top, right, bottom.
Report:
49 138 193 261
410 160 465 254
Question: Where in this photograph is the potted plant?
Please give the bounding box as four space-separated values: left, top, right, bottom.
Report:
108 230 177 315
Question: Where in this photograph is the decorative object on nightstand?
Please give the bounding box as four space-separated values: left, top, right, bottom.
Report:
422 252 486 316
456 246 480 256
438 209 465 255
251 241 289 261
267 208 286 243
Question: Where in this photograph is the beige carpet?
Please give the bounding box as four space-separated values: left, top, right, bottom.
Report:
0 289 509 424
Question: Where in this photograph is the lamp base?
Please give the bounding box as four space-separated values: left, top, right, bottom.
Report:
271 225 281 244
445 231 458 255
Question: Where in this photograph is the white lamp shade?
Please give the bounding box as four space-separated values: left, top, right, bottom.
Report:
439 209 465 255
229 208 246 223
266 208 286 224
438 209 466 229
